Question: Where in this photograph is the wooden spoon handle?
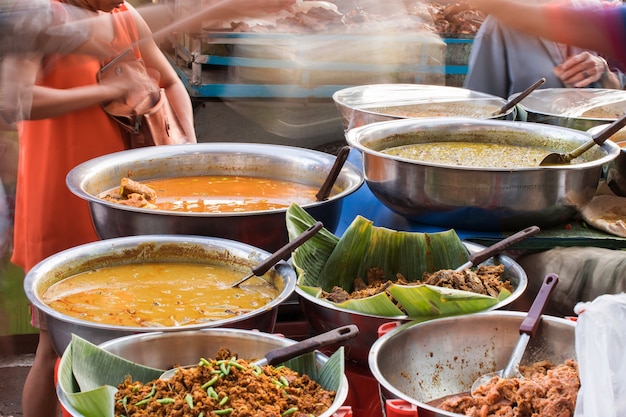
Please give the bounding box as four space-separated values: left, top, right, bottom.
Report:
316 146 351 201
592 113 626 146
494 78 545 116
251 221 323 276
566 113 626 160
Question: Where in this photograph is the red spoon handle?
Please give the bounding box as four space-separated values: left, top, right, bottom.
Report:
519 273 558 336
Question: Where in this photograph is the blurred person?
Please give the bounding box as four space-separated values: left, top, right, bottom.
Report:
0 0 297 122
464 2 626 99
466 0 626 70
5 2 196 416
3 1 298 416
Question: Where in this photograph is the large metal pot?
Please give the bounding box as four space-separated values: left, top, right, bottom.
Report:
332 84 515 131
346 117 619 231
57 328 349 417
24 235 297 355
297 241 527 364
368 311 576 417
66 143 364 252
512 88 626 131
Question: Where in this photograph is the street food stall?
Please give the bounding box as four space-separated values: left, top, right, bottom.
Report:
5 1 626 417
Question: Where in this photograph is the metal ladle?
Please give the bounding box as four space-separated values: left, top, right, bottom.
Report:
230 221 323 287
470 273 559 396
159 324 359 380
539 113 626 166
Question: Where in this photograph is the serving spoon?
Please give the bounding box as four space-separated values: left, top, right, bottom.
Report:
230 221 323 287
470 273 558 396
454 225 540 272
539 113 626 166
316 145 351 201
491 77 546 117
159 324 359 380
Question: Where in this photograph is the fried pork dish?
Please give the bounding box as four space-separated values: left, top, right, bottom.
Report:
114 349 335 417
436 359 580 417
324 264 509 305
100 177 157 209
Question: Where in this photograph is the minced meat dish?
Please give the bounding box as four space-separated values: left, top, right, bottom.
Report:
114 348 336 417
434 359 579 417
324 264 510 304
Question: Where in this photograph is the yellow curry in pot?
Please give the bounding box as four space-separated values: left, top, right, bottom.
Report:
382 141 580 168
42 263 279 327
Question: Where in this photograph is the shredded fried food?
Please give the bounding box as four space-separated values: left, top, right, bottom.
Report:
435 359 579 417
323 264 510 308
114 348 336 417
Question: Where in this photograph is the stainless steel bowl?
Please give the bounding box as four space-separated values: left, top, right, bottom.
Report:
346 117 620 231
297 241 527 364
332 84 515 131
66 143 364 252
57 328 349 417
368 311 576 417
512 88 626 131
24 235 297 355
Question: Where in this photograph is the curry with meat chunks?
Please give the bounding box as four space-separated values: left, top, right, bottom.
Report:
42 262 279 327
99 176 320 212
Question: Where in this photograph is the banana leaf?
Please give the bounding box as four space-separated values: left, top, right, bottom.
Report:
286 203 508 318
58 334 164 417
58 333 345 417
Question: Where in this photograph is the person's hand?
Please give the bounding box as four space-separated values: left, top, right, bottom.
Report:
554 51 608 88
98 59 159 108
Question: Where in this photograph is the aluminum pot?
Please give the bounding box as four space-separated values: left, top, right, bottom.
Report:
368 311 576 417
296 241 527 364
332 84 515 131
512 87 626 131
588 123 626 197
57 328 349 417
66 143 364 252
346 117 619 231
24 235 297 355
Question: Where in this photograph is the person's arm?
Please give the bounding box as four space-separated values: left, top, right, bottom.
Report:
1 52 129 122
127 3 197 143
467 0 615 58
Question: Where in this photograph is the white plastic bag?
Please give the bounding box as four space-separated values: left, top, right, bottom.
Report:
573 293 626 417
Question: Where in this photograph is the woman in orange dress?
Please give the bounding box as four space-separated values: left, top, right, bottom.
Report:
6 0 299 415
7 1 197 416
